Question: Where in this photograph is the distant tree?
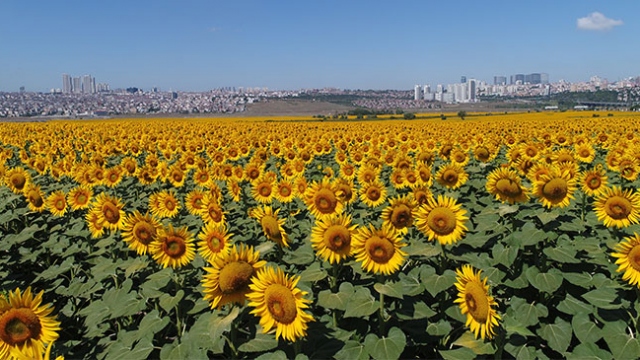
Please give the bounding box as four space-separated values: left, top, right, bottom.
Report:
457 110 467 120
440 114 447 120
403 112 416 120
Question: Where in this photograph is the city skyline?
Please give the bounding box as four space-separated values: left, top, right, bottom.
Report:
0 1 636 92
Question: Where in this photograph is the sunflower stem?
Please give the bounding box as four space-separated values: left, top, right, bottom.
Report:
580 192 587 223
493 326 506 360
293 339 302 357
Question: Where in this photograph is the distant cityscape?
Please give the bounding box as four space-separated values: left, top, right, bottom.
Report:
0 72 639 118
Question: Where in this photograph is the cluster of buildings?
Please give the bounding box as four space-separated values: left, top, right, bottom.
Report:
414 77 478 104
60 74 110 95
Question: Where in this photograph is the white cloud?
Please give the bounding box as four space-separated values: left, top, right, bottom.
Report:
577 12 623 31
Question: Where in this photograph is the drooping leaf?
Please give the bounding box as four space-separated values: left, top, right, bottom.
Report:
374 281 404 299
344 287 378 318
538 318 572 354
582 288 621 309
572 314 602 343
317 282 355 311
422 270 456 297
363 327 406 360
237 331 278 353
334 340 369 360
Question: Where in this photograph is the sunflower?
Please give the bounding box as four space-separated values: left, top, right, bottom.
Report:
85 210 106 239
90 192 126 231
103 166 123 187
611 233 640 288
356 165 380 184
359 179 388 208
415 195 468 245
310 214 358 264
0 287 60 360
580 165 608 197
247 266 314 342
304 179 343 219
453 265 501 340
151 190 181 218
435 163 468 190
67 186 92 211
334 178 356 205
251 206 289 247
274 180 295 204
618 156 639 182
251 176 275 204
201 198 226 225
381 195 417 234
192 167 213 187
533 168 577 208
167 165 186 188
184 189 207 215
149 224 195 268
574 143 596 163
46 191 67 217
594 186 640 228
197 222 233 264
202 244 266 309
485 168 529 204
351 223 407 275
121 211 162 255
412 186 433 206
24 184 46 213
5 167 30 194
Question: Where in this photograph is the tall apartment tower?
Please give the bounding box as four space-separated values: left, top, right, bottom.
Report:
468 79 477 102
414 85 422 100
62 74 73 94
82 75 95 94
73 77 82 94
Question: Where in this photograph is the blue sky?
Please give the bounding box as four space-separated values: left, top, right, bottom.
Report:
0 1 635 92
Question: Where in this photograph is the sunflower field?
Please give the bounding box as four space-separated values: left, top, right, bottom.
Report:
1 111 640 359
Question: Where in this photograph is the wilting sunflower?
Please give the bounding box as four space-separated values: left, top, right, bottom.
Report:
485 168 529 204
611 233 640 288
435 163 468 190
359 179 388 208
197 222 233 264
381 195 417 234
202 244 266 309
251 206 289 248
310 214 358 264
149 224 195 268
533 168 577 208
453 265 501 340
67 186 92 211
121 211 162 255
580 165 608 197
24 184 46 213
351 223 407 275
415 195 468 245
46 191 68 217
0 287 60 360
304 179 343 219
247 266 314 342
90 193 126 231
5 167 30 194
594 186 640 228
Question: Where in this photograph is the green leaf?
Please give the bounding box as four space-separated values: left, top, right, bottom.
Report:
141 267 173 298
572 314 602 343
405 241 441 257
255 350 288 360
422 270 456 297
317 282 355 311
426 320 452 336
537 210 559 225
438 347 476 360
344 287 378 318
284 242 315 265
374 281 404 299
299 262 327 282
134 310 170 341
538 318 572 354
582 288 620 309
461 233 493 249
512 300 548 328
398 268 424 296
363 327 406 360
557 294 593 315
451 331 496 355
498 204 519 216
503 314 535 337
237 331 278 353
334 340 369 360
604 333 640 360
124 257 149 277
543 246 580 264
412 301 437 319
491 243 518 267
566 342 612 360
516 222 549 246
504 343 537 360
563 272 593 287
531 269 563 293
159 290 184 312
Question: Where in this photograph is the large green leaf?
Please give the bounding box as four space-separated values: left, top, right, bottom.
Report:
604 333 640 360
504 343 537 360
572 314 602 343
133 309 170 342
529 268 563 293
566 342 612 360
255 350 288 360
299 262 328 282
374 281 404 299
538 318 572 354
422 269 456 297
398 268 424 296
237 331 278 353
451 331 496 355
491 243 518 267
334 340 369 360
438 347 476 360
159 290 185 312
582 288 621 309
426 320 452 336
317 282 355 311
344 287 378 318
556 294 593 315
503 314 535 337
543 245 580 264
363 327 406 360
562 272 593 287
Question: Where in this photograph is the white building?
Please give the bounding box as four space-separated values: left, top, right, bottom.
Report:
414 85 422 100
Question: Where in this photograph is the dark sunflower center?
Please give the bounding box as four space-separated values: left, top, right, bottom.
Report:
76 193 88 205
604 196 632 220
133 222 155 244
579 149 591 157
165 199 176 211
390 205 412 228
336 185 353 202
261 215 282 241
464 282 489 323
265 284 298 324
258 183 272 197
10 173 26 189
163 236 187 258
323 225 350 251
102 202 120 224
476 147 490 161
365 236 395 264
314 188 337 214
279 186 291 197
0 308 42 346
207 235 223 252
525 147 537 157
628 245 640 272
208 206 223 222
495 178 522 197
586 175 601 189
366 187 381 201
54 198 65 211
219 261 254 294
426 207 457 235
443 169 458 184
414 191 429 205
28 191 43 208
542 178 568 201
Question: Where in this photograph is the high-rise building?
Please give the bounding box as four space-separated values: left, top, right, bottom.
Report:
494 76 507 85
62 74 73 94
468 79 477 102
510 74 525 85
461 76 467 83
414 85 421 100
82 75 94 94
73 77 82 94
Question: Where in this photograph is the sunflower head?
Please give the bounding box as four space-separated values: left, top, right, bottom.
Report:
351 224 407 275
594 186 640 228
453 265 501 340
197 222 233 264
415 195 469 245
149 224 196 268
612 233 640 288
310 214 358 264
122 211 162 255
250 206 289 248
